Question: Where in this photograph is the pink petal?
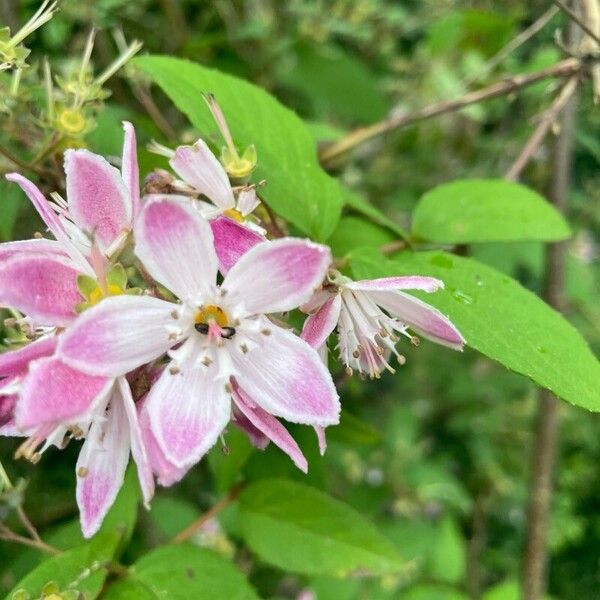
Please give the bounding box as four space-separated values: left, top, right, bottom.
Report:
138 397 188 487
135 195 218 299
121 121 140 218
0 254 82 326
17 357 112 430
118 377 154 505
371 290 465 350
210 216 263 274
0 335 57 379
234 385 308 472
223 238 332 316
76 394 129 538
231 407 269 449
5 173 91 274
64 149 132 252
232 321 340 427
0 389 17 430
58 295 178 377
147 356 231 468
0 239 67 264
301 294 341 350
237 188 259 216
314 426 327 456
346 276 444 293
169 140 234 209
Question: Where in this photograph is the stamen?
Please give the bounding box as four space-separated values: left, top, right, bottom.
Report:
77 467 89 478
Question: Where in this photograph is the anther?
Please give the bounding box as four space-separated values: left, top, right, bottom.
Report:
352 349 360 359
220 327 236 339
201 356 212 367
170 310 179 320
410 336 420 347
224 382 233 393
261 328 271 336
34 231 43 239
169 366 180 375
240 343 248 354
397 355 407 365
77 467 88 477
345 367 353 376
195 323 209 334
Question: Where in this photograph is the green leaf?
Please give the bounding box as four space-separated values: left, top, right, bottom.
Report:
401 585 469 600
345 189 409 240
134 55 343 241
239 478 405 576
428 517 466 583
350 249 600 412
412 179 571 243
7 530 121 600
102 545 259 600
482 580 555 600
328 216 395 258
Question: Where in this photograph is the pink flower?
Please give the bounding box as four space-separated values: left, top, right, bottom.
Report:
302 271 465 379
58 196 340 473
0 124 155 537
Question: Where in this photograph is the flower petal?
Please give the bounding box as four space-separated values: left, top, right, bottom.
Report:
58 295 178 377
231 407 269 449
314 426 327 456
5 173 92 274
301 294 341 350
64 149 132 252
147 356 231 468
237 188 260 216
169 140 234 209
210 216 263 274
371 290 465 350
233 385 307 472
17 357 112 430
138 397 188 487
223 238 331 316
76 394 129 538
118 377 154 505
121 121 140 218
0 239 67 264
346 276 444 293
232 322 340 427
0 254 82 326
0 335 56 379
135 195 218 299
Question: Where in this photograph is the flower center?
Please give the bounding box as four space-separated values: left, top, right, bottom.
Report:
223 207 244 223
194 305 236 340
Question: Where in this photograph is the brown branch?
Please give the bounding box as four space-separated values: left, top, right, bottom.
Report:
553 0 600 45
522 25 579 600
130 82 177 139
0 523 60 555
319 57 583 166
505 76 579 181
171 483 243 544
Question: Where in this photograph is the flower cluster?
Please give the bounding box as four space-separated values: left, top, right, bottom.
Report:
0 112 464 537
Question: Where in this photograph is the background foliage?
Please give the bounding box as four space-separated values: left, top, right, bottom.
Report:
1 1 599 599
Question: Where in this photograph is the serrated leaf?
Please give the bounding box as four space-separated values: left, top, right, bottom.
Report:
102 545 259 600
134 55 343 241
412 179 571 243
350 249 600 412
239 478 405 576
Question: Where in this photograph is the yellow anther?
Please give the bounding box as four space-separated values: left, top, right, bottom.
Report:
195 305 229 327
223 208 244 223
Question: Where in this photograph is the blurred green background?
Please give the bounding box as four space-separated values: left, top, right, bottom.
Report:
1 1 599 598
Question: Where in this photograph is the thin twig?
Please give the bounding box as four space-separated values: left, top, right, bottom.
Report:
171 483 243 544
522 19 580 599
464 6 560 87
131 82 177 139
553 0 600 45
0 143 49 178
16 505 42 543
319 57 583 165
0 523 60 555
506 76 579 180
